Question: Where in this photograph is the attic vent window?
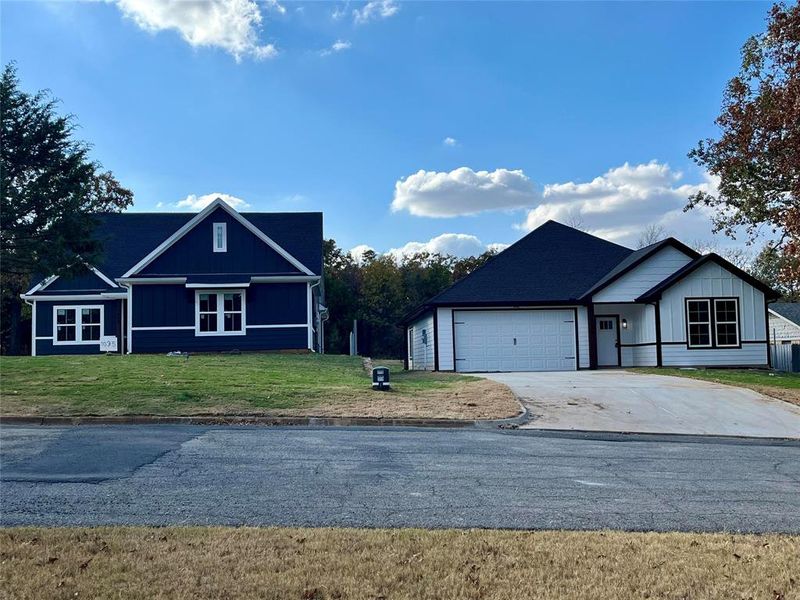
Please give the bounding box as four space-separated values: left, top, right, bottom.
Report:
213 222 227 253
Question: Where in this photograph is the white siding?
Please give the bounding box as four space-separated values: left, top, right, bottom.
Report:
593 246 694 303
594 303 657 367
658 261 768 366
408 313 435 370
436 308 455 371
768 313 800 344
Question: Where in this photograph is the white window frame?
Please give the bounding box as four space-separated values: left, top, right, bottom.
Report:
713 298 740 348
194 289 246 336
213 222 227 253
52 305 104 346
686 299 712 349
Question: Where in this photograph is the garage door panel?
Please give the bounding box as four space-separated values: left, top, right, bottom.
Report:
454 310 576 372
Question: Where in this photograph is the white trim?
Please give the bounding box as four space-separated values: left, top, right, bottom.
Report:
35 336 53 341
132 326 195 331
769 308 800 329
116 277 188 285
194 289 247 336
121 198 315 277
30 299 36 357
185 282 250 289
246 323 307 329
250 276 321 283
52 305 104 346
213 222 227 253
21 293 125 301
126 284 133 354
90 267 119 288
307 282 313 350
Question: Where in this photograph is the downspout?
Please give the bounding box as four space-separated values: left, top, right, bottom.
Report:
118 281 133 354
309 280 321 352
23 298 35 357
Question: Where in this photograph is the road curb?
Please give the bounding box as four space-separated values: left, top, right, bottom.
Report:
514 427 800 446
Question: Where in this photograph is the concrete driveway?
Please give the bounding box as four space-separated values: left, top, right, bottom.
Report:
481 370 800 438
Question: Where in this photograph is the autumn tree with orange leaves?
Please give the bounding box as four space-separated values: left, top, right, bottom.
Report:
687 3 799 291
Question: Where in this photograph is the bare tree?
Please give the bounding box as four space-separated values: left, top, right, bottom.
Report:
690 239 753 270
563 209 587 231
636 224 670 249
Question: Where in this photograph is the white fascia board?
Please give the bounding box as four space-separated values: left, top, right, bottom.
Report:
120 198 316 278
20 293 126 301
116 277 188 285
185 282 250 289
250 275 321 283
768 308 800 329
23 275 59 296
91 267 119 288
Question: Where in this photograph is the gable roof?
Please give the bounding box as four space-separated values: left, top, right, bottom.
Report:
122 198 315 277
579 238 699 300
27 201 323 291
636 253 779 302
420 221 633 308
769 302 800 327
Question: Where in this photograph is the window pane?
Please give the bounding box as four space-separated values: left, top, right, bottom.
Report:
82 324 101 341
224 313 242 332
81 308 100 324
57 308 76 325
224 293 241 312
200 313 217 332
199 293 216 313
688 301 709 322
716 323 738 346
689 323 710 346
57 325 76 342
715 300 737 322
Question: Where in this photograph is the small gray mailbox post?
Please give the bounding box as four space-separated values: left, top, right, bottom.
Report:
372 366 391 391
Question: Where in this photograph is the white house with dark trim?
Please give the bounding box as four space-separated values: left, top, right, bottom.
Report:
402 221 777 372
768 303 800 344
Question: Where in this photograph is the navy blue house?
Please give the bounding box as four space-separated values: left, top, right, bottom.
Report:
21 198 325 356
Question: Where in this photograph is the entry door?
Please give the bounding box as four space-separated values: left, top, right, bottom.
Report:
595 316 620 367
454 310 576 372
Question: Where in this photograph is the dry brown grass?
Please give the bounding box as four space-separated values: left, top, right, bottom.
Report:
748 385 800 407
278 378 520 420
1 527 798 600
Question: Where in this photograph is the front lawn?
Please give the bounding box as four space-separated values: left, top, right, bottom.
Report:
635 367 800 406
0 354 518 419
1 527 797 600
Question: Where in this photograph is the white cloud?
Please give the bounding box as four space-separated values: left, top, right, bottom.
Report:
320 39 352 56
349 244 376 263
264 0 286 15
175 192 250 211
331 4 348 20
391 167 539 218
353 0 399 24
114 0 278 61
443 137 458 147
516 161 722 246
388 233 506 260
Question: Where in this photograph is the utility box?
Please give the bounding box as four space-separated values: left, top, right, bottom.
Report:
372 366 391 390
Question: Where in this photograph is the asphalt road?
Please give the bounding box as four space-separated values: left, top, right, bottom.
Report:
1 425 799 533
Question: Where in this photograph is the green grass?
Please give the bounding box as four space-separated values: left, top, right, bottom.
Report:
634 367 800 390
0 353 475 417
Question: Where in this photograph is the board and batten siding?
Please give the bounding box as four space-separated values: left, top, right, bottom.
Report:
593 246 694 303
436 308 455 371
576 306 590 368
595 303 657 367
408 312 435 370
659 261 768 366
768 313 800 344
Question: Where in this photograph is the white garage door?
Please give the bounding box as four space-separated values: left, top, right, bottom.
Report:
454 310 576 372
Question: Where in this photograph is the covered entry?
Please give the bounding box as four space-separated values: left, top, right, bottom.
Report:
453 309 577 372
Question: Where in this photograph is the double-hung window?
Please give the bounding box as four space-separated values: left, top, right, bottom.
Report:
196 290 245 335
686 298 739 349
53 306 103 345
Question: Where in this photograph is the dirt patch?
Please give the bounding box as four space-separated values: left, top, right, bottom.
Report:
278 378 520 420
1 527 798 600
747 385 800 407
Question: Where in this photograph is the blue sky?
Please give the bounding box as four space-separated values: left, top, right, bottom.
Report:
1 1 772 258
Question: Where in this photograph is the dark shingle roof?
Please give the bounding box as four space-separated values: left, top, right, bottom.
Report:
770 302 800 326
425 221 633 306
32 211 323 287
